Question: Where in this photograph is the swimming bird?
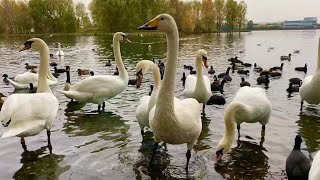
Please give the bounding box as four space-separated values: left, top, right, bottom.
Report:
77 69 91 76
50 62 58 67
90 71 94 76
253 63 263 72
25 63 37 69
241 62 252 67
286 135 311 180
56 43 64 56
206 95 226 105
295 64 307 74
257 74 270 86
300 37 320 111
289 78 302 86
54 66 68 73
208 66 215 74
183 49 212 114
218 67 232 82
237 69 249 75
184 65 194 70
294 49 302 53
61 32 130 112
211 79 226 94
215 86 272 161
240 77 250 87
281 54 292 61
287 83 299 93
139 14 202 171
114 67 119 75
106 60 112 66
272 63 284 71
0 38 59 153
135 60 161 139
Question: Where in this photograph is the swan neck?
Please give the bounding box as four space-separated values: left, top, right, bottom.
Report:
157 29 178 109
113 39 128 81
37 44 51 93
151 63 161 90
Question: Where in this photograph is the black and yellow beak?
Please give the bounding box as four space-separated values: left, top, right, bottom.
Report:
202 56 208 68
19 41 33 52
138 18 160 30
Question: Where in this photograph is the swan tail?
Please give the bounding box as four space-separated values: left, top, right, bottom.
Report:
63 83 71 91
2 119 45 138
7 78 29 89
60 90 91 103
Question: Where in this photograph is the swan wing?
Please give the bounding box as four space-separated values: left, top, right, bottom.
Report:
203 75 212 93
0 93 58 138
183 75 196 98
6 78 30 89
14 72 38 83
300 75 314 101
136 96 150 129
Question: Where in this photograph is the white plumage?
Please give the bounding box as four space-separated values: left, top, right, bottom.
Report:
6 71 58 89
56 42 64 56
309 151 320 180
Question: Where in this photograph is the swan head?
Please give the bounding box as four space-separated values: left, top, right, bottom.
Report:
19 38 46 52
196 49 208 68
113 32 131 43
138 14 176 33
135 60 151 88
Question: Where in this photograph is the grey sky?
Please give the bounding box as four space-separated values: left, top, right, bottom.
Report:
76 0 320 23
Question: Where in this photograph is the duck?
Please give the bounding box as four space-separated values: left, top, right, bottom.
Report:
135 60 161 139
294 49 301 54
0 93 5 111
272 63 284 71
237 69 249 75
30 68 37 73
190 69 196 74
241 62 252 67
149 85 153 96
253 63 263 72
0 38 59 153
289 78 302 86
139 14 202 171
106 60 112 66
52 69 60 78
215 86 272 162
50 62 58 67
181 72 186 87
211 79 226 94
128 78 137 85
232 62 244 70
287 83 299 93
183 49 212 113
295 64 307 74
270 71 282 77
257 74 270 86
206 95 226 105
61 32 130 112
208 66 215 74
184 65 194 70
300 37 320 111
114 67 119 75
56 43 64 56
281 53 292 60
286 135 311 180
54 66 68 73
29 83 37 93
229 56 243 64
77 69 91 76
309 151 320 180
5 69 58 90
240 77 250 87
25 63 37 69
218 67 232 81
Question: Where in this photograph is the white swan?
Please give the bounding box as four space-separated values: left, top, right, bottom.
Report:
0 38 59 152
56 43 64 56
309 151 320 180
183 49 212 113
215 86 272 161
139 14 202 171
61 32 130 111
300 37 320 111
135 60 161 138
5 71 58 89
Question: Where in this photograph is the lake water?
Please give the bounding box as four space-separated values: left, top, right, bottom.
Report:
0 30 320 179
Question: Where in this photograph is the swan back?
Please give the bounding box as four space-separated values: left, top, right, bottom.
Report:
309 151 320 180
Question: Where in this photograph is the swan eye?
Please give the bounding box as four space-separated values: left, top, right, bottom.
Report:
160 18 164 20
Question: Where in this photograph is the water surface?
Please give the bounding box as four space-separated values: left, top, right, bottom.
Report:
0 30 320 179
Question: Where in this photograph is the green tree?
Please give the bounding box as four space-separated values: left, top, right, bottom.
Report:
224 0 237 31
214 0 224 32
201 0 215 32
236 1 247 31
75 2 91 31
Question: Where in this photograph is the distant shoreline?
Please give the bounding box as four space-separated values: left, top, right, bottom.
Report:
0 28 319 37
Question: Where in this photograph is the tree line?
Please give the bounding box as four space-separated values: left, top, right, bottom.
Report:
0 0 247 34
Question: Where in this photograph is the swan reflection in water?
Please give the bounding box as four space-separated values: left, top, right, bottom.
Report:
298 112 320 152
13 146 70 179
215 140 269 179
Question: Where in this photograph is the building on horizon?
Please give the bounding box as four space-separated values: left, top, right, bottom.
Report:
283 17 318 29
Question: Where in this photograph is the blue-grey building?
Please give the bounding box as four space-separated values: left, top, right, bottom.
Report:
283 17 317 29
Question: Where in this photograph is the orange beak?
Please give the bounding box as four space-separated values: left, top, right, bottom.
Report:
19 44 31 52
123 37 131 43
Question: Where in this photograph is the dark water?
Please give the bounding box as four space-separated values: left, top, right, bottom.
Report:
0 30 320 179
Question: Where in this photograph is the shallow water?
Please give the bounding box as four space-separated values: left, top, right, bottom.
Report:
0 30 320 179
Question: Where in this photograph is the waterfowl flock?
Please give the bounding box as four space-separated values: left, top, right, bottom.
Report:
0 13 320 179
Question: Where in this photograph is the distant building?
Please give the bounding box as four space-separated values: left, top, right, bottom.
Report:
283 17 318 29
247 20 254 30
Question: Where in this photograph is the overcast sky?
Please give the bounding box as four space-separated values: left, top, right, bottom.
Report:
75 0 320 22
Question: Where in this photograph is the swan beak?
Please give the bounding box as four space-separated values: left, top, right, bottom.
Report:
214 153 223 162
19 44 31 52
138 18 159 30
202 56 208 68
123 37 131 43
